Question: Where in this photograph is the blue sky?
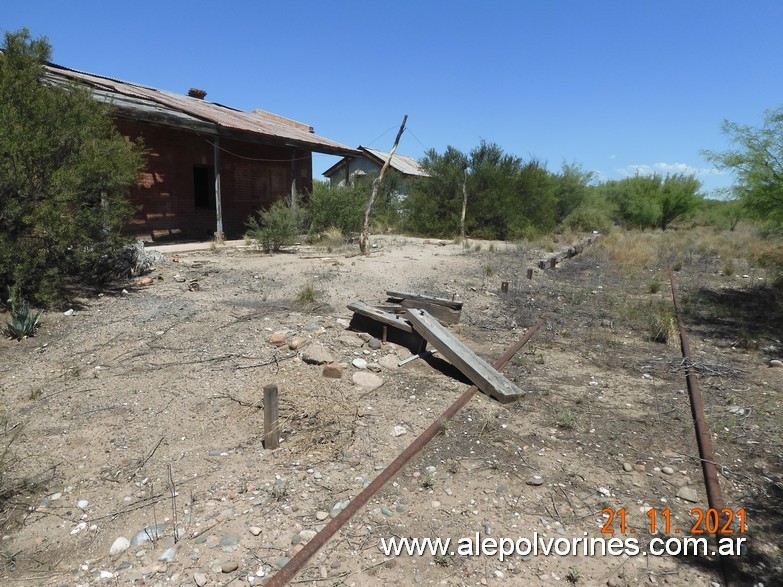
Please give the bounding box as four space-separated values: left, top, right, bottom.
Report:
5 1 782 196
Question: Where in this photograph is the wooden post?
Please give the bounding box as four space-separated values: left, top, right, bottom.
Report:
549 257 557 269
527 268 534 280
213 137 225 242
264 384 279 450
359 114 408 254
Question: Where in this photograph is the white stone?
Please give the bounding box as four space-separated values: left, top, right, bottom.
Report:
110 536 130 556
352 371 383 390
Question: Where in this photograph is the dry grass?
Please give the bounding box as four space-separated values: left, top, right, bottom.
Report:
593 225 783 277
311 227 346 253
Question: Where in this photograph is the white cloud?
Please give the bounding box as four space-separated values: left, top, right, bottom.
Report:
616 162 724 178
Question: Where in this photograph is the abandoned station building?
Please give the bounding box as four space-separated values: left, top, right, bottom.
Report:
43 63 358 241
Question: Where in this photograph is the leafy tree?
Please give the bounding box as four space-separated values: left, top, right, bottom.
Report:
597 174 702 230
554 162 594 222
704 106 783 229
404 141 562 240
0 28 144 303
308 172 402 236
466 141 524 239
403 146 467 237
657 174 703 230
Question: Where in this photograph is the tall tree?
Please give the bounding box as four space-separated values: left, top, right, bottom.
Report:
704 106 783 229
0 29 144 302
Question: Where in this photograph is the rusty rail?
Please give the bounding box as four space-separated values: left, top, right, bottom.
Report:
670 270 738 586
669 270 725 511
265 310 556 586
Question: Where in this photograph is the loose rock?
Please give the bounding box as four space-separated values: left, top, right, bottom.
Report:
352 358 368 370
109 536 130 556
303 344 334 365
526 476 544 486
289 336 309 350
221 561 239 573
194 572 208 587
769 359 783 368
378 355 399 370
352 371 383 390
338 334 364 348
158 546 177 562
322 363 343 378
676 486 699 503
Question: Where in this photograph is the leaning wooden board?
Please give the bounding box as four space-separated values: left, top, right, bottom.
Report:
347 302 413 333
386 290 463 324
386 290 463 309
404 308 525 403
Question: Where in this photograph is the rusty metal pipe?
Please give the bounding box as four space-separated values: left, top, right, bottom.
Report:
669 270 725 512
670 271 738 586
265 311 556 586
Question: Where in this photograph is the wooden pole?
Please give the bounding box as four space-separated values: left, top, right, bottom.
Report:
213 137 224 242
264 384 279 450
359 114 408 254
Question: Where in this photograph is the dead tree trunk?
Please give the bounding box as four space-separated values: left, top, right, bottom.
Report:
460 164 468 247
359 114 408 255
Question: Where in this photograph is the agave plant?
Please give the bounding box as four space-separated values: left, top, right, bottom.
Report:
3 290 43 341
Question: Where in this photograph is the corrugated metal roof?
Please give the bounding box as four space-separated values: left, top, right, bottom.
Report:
359 146 429 177
322 146 429 179
42 63 359 157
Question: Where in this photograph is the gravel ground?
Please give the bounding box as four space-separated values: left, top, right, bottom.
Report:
0 233 780 586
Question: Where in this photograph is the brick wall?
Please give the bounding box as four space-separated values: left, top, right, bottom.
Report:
115 120 313 241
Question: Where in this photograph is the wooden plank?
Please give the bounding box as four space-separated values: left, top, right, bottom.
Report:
347 301 413 333
386 290 464 310
264 384 279 450
399 298 461 324
404 309 524 403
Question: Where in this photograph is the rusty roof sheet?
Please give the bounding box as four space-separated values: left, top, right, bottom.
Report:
42 63 359 157
322 145 429 179
358 146 429 177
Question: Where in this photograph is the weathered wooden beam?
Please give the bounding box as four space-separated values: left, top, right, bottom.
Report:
404 309 525 403
264 384 279 450
398 298 461 324
347 302 413 333
386 290 464 310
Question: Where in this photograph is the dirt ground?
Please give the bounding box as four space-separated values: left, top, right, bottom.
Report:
0 233 780 587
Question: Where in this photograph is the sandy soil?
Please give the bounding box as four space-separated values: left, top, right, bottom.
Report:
0 234 780 587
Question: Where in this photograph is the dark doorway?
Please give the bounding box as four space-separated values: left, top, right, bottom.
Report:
193 165 216 209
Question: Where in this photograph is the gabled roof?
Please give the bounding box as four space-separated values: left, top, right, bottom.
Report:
323 145 429 178
42 63 359 157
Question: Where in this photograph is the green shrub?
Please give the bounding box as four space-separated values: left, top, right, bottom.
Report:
3 289 43 340
308 176 401 237
0 30 144 303
563 204 613 234
245 199 304 253
295 283 317 306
